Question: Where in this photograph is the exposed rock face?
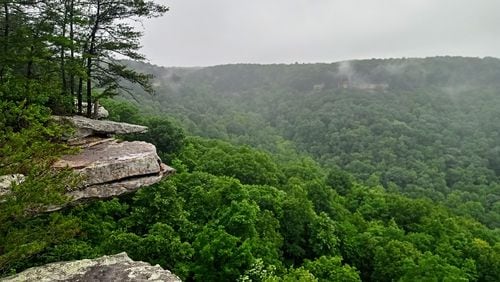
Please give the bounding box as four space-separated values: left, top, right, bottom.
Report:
51 139 174 207
66 168 168 201
0 174 25 197
1 113 179 278
1 252 181 282
54 140 164 186
48 115 175 208
1 139 176 207
53 115 148 139
0 117 174 208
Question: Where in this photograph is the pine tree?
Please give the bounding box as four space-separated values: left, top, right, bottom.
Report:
78 0 168 117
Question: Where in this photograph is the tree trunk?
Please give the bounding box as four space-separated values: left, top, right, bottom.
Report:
0 2 9 81
60 1 68 96
70 0 75 107
26 46 34 79
86 57 92 117
86 0 100 118
77 77 83 114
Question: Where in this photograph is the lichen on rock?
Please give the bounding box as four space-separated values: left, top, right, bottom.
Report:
1 252 181 282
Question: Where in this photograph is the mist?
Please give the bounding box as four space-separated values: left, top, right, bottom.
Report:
139 0 500 67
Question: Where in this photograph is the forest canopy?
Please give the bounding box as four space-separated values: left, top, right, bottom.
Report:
1 3 500 280
120 57 500 229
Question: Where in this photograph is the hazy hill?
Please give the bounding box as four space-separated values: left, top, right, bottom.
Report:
121 57 500 227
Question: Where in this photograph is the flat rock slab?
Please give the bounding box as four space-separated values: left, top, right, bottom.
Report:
1 252 181 282
48 140 175 210
53 116 147 139
53 140 162 186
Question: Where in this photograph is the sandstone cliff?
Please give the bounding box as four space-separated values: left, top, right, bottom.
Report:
49 115 175 209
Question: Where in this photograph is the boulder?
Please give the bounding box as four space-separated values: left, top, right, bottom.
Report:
53 116 147 139
1 252 181 282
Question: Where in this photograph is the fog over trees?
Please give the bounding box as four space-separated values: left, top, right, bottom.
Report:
1 2 500 281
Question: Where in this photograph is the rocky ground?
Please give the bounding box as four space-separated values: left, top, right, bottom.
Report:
1 253 181 282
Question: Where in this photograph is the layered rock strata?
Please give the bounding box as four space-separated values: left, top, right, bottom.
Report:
1 116 173 205
53 140 174 204
1 115 179 279
49 115 175 208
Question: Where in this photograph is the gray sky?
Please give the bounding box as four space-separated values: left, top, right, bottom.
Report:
139 0 500 67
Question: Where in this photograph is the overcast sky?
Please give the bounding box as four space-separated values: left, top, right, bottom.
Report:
138 0 500 67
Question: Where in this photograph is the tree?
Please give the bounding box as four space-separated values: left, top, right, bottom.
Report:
126 116 185 163
303 256 361 282
78 0 168 117
326 168 354 196
191 226 254 281
0 1 65 109
0 0 168 116
372 240 420 281
400 252 471 282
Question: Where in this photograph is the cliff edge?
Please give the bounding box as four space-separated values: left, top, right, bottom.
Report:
49 115 175 209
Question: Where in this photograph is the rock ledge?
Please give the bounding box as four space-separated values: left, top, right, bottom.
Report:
49 139 175 209
48 115 175 209
53 115 148 139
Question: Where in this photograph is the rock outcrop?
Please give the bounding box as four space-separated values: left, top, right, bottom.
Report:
52 139 174 204
1 252 181 282
53 115 148 140
48 114 175 209
1 110 179 279
1 115 173 207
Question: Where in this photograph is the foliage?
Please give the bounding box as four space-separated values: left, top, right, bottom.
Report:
0 0 168 116
0 102 80 275
120 58 500 229
3 131 497 281
2 46 500 282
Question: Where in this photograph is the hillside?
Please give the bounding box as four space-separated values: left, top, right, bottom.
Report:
2 56 500 281
120 57 500 228
4 2 499 280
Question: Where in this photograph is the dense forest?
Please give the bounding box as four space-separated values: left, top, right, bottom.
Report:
1 1 500 281
120 58 500 230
